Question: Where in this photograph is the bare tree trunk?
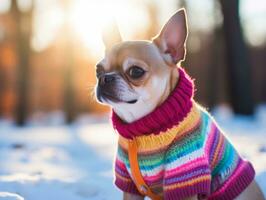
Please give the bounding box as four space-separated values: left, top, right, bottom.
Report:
63 44 75 124
220 0 254 115
11 0 33 125
62 0 75 123
178 0 187 9
0 62 4 117
207 2 227 109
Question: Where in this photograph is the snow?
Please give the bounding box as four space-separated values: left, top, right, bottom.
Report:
0 105 266 199
0 124 121 200
0 192 24 200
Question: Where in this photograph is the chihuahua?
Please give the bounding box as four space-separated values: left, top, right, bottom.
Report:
95 9 264 200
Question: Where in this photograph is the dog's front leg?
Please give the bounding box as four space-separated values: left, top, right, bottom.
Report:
184 196 198 200
123 193 198 200
123 192 144 200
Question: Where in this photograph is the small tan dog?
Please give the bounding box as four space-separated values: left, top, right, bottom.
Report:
95 9 264 200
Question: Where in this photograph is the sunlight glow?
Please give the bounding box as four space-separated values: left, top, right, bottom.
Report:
29 0 266 53
240 0 266 46
70 0 149 57
31 1 64 52
0 0 11 13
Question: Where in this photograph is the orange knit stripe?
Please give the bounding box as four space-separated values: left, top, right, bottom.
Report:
164 175 211 190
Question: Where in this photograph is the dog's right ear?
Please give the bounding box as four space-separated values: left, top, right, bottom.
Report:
102 20 122 52
153 9 188 66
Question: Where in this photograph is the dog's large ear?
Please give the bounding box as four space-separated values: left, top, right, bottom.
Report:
102 20 122 51
153 9 188 65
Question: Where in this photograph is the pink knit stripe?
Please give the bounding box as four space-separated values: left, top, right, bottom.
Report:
143 170 164 182
165 157 208 178
208 161 255 200
115 158 127 169
115 178 141 195
111 67 194 139
137 158 209 183
214 161 246 194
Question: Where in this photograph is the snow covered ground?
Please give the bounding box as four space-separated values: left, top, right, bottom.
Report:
0 105 266 200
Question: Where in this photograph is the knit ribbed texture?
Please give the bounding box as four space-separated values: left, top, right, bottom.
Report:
112 67 255 200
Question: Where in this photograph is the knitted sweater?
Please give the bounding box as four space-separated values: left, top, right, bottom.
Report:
112 67 255 200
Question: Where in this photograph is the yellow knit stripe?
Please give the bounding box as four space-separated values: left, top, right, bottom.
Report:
164 175 211 190
119 103 201 152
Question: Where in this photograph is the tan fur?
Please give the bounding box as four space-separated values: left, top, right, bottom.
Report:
235 181 265 200
98 41 179 123
123 193 198 200
96 9 265 200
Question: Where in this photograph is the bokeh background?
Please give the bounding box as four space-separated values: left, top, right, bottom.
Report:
0 0 266 200
0 0 265 123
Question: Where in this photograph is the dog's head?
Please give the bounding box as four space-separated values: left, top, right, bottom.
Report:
95 9 188 122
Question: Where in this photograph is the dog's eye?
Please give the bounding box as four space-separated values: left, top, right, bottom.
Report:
128 66 145 79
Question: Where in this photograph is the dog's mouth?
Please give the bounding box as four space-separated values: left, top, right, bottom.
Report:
126 99 138 104
104 94 138 104
98 90 138 104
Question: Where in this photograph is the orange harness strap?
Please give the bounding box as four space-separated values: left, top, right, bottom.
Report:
128 139 162 200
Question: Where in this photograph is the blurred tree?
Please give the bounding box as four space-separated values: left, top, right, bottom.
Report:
11 0 33 125
62 0 76 123
220 0 254 115
208 1 226 109
0 57 3 116
178 0 187 9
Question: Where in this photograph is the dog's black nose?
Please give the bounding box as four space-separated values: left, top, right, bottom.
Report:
99 74 115 85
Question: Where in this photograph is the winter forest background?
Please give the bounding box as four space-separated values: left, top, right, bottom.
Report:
0 0 266 200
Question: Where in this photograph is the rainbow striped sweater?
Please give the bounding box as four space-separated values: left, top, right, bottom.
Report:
111 68 255 200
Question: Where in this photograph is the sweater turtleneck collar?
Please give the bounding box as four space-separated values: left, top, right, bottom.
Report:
111 67 194 139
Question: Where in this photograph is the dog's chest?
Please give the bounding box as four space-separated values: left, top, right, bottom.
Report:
125 130 205 194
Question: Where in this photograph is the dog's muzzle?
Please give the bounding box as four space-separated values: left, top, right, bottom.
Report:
96 73 138 104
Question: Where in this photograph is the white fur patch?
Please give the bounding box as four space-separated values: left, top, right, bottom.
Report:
112 74 170 123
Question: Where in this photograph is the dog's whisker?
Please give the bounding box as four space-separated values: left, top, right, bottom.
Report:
85 84 97 101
